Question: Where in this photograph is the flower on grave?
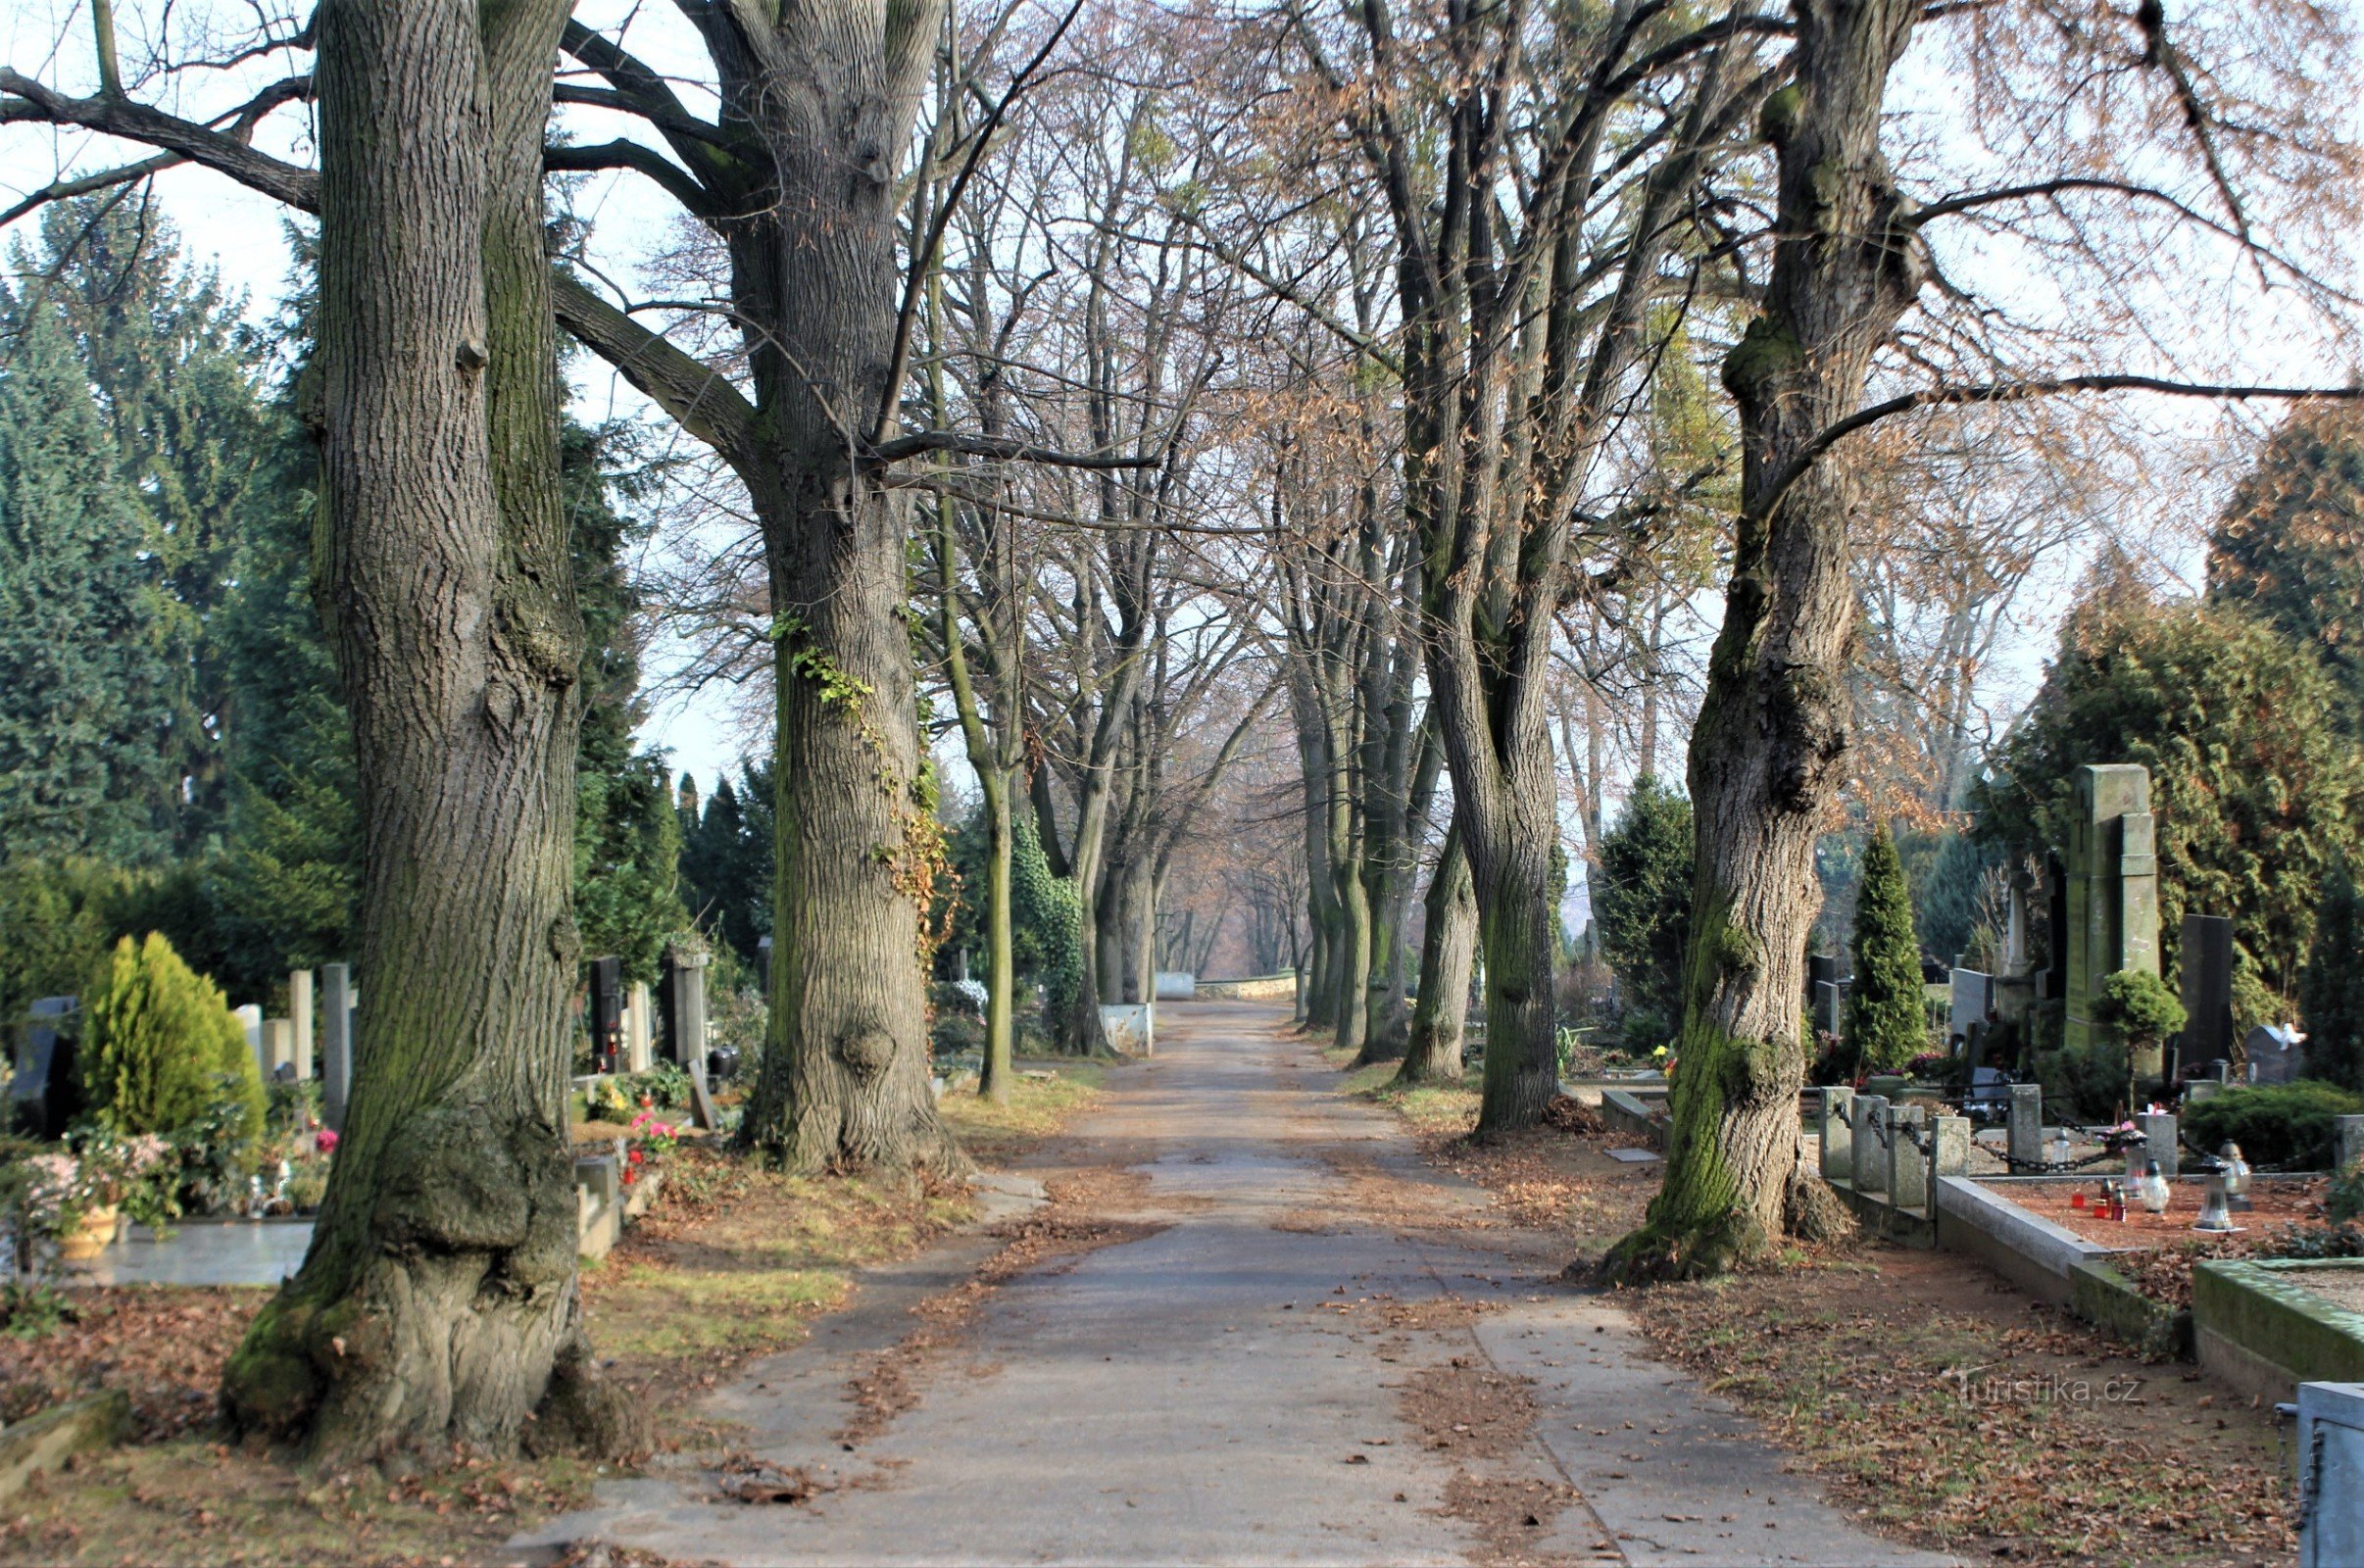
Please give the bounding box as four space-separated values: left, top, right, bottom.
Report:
315 1128 340 1154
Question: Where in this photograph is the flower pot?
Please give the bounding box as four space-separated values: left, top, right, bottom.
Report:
57 1203 121 1262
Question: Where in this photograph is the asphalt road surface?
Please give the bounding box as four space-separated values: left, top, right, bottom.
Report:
521 1001 1955 1568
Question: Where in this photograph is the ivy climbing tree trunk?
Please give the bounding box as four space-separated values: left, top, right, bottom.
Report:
219 0 632 1458
1602 0 1926 1282
552 0 963 1172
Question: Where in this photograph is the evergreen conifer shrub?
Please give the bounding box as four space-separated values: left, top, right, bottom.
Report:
1845 824 1926 1075
80 932 264 1144
2304 861 2364 1091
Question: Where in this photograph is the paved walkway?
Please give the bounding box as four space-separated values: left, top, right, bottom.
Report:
521 1002 1954 1567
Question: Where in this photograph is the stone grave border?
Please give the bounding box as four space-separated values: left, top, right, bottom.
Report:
2192 1258 2364 1406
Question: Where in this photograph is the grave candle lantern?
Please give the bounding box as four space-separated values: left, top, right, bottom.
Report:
2194 1171 2236 1233
2219 1142 2251 1211
2138 1158 2171 1215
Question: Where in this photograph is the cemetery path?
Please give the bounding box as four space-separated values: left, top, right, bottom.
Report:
520 1003 1957 1567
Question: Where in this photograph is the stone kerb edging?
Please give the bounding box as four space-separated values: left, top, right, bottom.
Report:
1934 1176 2128 1303
1598 1088 1665 1150
2192 1258 2364 1406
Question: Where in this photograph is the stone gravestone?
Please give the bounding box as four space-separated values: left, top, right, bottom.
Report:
662 948 717 1130
1807 953 1841 1006
1815 980 1849 1038
2139 1111 2179 1179
262 1019 296 1081
2337 1115 2364 1174
2180 915 2235 1079
588 957 623 1074
2247 1023 2301 1086
624 980 653 1074
288 969 315 1081
235 1004 264 1077
1850 1095 1889 1195
2062 764 2161 1054
2007 1083 2044 1170
7 997 80 1139
1819 1086 1855 1183
320 963 353 1132
1949 969 1993 1054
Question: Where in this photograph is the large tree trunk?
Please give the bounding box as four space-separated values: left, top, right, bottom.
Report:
1602 0 1925 1282
1396 827 1475 1086
735 0 961 1174
222 0 628 1458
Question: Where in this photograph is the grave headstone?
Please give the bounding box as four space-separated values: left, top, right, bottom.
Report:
1807 954 1843 1010
235 1004 264 1076
1931 1115 1971 1180
1885 1102 1929 1210
320 963 353 1132
2062 763 2161 1054
2180 914 2235 1075
288 969 315 1081
2007 1083 2044 1169
1819 1086 1855 1182
262 1019 295 1080
2038 852 2070 1003
588 956 623 1074
663 948 716 1130
758 935 773 991
624 980 653 1074
1949 969 1993 1052
1814 979 1849 1038
2247 1023 2301 1086
2139 1111 2178 1179
7 997 80 1139
1850 1095 1889 1195
2338 1115 2364 1174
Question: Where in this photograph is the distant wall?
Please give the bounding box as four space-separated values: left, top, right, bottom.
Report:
1193 972 1298 1002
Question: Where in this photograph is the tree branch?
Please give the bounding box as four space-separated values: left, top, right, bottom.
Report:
551 272 761 470
1754 374 2364 523
1 71 319 213
0 70 317 212
870 431 1161 469
545 138 719 217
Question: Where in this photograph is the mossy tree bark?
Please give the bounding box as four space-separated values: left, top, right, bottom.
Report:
1601 0 1927 1283
1396 826 1475 1086
219 0 633 1458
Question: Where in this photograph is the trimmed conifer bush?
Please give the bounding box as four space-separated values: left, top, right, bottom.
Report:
79 932 265 1144
1846 824 1927 1075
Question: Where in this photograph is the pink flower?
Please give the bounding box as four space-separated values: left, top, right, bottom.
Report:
315 1129 340 1154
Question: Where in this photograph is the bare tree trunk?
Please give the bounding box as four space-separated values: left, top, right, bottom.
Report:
1603 0 1925 1282
734 0 962 1175
222 0 629 1458
1396 827 1475 1086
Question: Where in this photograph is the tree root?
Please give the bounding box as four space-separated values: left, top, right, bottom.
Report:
526 1332 650 1460
1783 1164 1857 1244
1592 1210 1767 1287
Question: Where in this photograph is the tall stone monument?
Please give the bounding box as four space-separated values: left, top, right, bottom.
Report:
2062 763 2161 1054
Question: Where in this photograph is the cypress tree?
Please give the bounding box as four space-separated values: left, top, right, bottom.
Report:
1846 824 1927 1075
80 931 264 1142
2305 861 2364 1091
2210 404 2364 738
1594 776 1695 1031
